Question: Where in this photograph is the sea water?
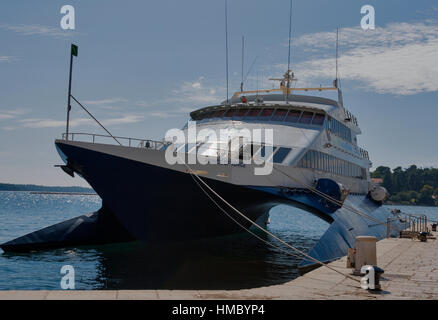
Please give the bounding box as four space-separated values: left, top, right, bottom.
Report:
0 191 437 290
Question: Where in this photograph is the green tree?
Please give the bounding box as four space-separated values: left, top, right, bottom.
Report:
382 172 393 194
419 185 435 206
371 166 391 179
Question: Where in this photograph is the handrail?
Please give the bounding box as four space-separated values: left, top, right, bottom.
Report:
232 87 338 99
61 132 169 150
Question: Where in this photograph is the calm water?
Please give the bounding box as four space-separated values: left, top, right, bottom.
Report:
0 191 437 290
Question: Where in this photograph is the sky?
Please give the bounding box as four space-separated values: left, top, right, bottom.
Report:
0 0 438 187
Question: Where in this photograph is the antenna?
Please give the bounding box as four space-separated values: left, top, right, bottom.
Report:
256 71 259 96
287 0 293 75
286 0 293 100
240 36 245 92
335 27 339 87
243 56 258 85
225 0 229 104
334 27 344 107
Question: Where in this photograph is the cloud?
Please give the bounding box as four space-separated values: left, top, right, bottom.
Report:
82 98 128 105
82 97 155 110
171 76 223 105
19 118 86 128
80 98 129 110
0 108 30 120
0 126 18 131
278 21 438 95
101 115 144 125
292 22 438 51
0 114 15 120
144 112 180 118
18 115 144 129
0 56 14 62
1 24 75 38
134 100 152 107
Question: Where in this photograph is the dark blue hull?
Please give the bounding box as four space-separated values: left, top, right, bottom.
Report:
54 141 278 242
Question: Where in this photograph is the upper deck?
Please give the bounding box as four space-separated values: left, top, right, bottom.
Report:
190 93 360 135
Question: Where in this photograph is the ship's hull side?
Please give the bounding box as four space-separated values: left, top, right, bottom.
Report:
55 141 279 242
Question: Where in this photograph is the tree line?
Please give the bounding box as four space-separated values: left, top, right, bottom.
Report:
371 165 438 206
0 183 94 194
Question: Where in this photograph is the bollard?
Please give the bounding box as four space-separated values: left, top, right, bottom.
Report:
360 265 384 291
353 236 377 275
419 232 428 242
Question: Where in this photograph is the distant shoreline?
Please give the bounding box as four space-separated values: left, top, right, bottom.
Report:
29 191 97 196
0 182 94 194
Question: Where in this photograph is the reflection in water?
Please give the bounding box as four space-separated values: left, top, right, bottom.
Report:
91 231 318 290
85 205 329 290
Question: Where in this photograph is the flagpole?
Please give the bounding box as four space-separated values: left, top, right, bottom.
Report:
66 44 77 141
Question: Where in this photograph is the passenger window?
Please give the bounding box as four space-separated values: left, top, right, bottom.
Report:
200 112 213 123
234 108 248 118
299 112 313 124
273 147 291 163
260 145 275 159
223 109 235 118
214 110 225 118
286 110 301 123
247 109 261 118
312 113 325 125
272 109 288 121
253 145 261 157
259 108 274 118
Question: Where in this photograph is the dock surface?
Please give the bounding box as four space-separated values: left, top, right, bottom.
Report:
1 229 437 300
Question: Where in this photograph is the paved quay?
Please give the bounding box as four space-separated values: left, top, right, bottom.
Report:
0 229 437 300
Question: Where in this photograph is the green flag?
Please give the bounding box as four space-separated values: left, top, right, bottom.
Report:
71 44 78 57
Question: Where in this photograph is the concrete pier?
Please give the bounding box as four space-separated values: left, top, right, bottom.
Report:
0 229 437 300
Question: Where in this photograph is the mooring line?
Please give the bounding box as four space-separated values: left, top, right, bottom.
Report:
184 163 361 283
188 173 303 260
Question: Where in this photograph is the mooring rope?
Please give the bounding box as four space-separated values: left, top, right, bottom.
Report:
184 163 361 283
188 172 303 260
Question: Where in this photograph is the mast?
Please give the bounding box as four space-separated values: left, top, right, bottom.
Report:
224 0 229 104
334 28 344 107
335 27 339 84
286 0 293 101
240 36 244 92
66 44 78 140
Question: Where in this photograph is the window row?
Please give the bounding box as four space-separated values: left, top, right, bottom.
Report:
325 116 352 142
172 142 292 164
195 108 326 126
297 150 367 179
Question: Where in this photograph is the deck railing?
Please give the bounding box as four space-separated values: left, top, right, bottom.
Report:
61 132 168 150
